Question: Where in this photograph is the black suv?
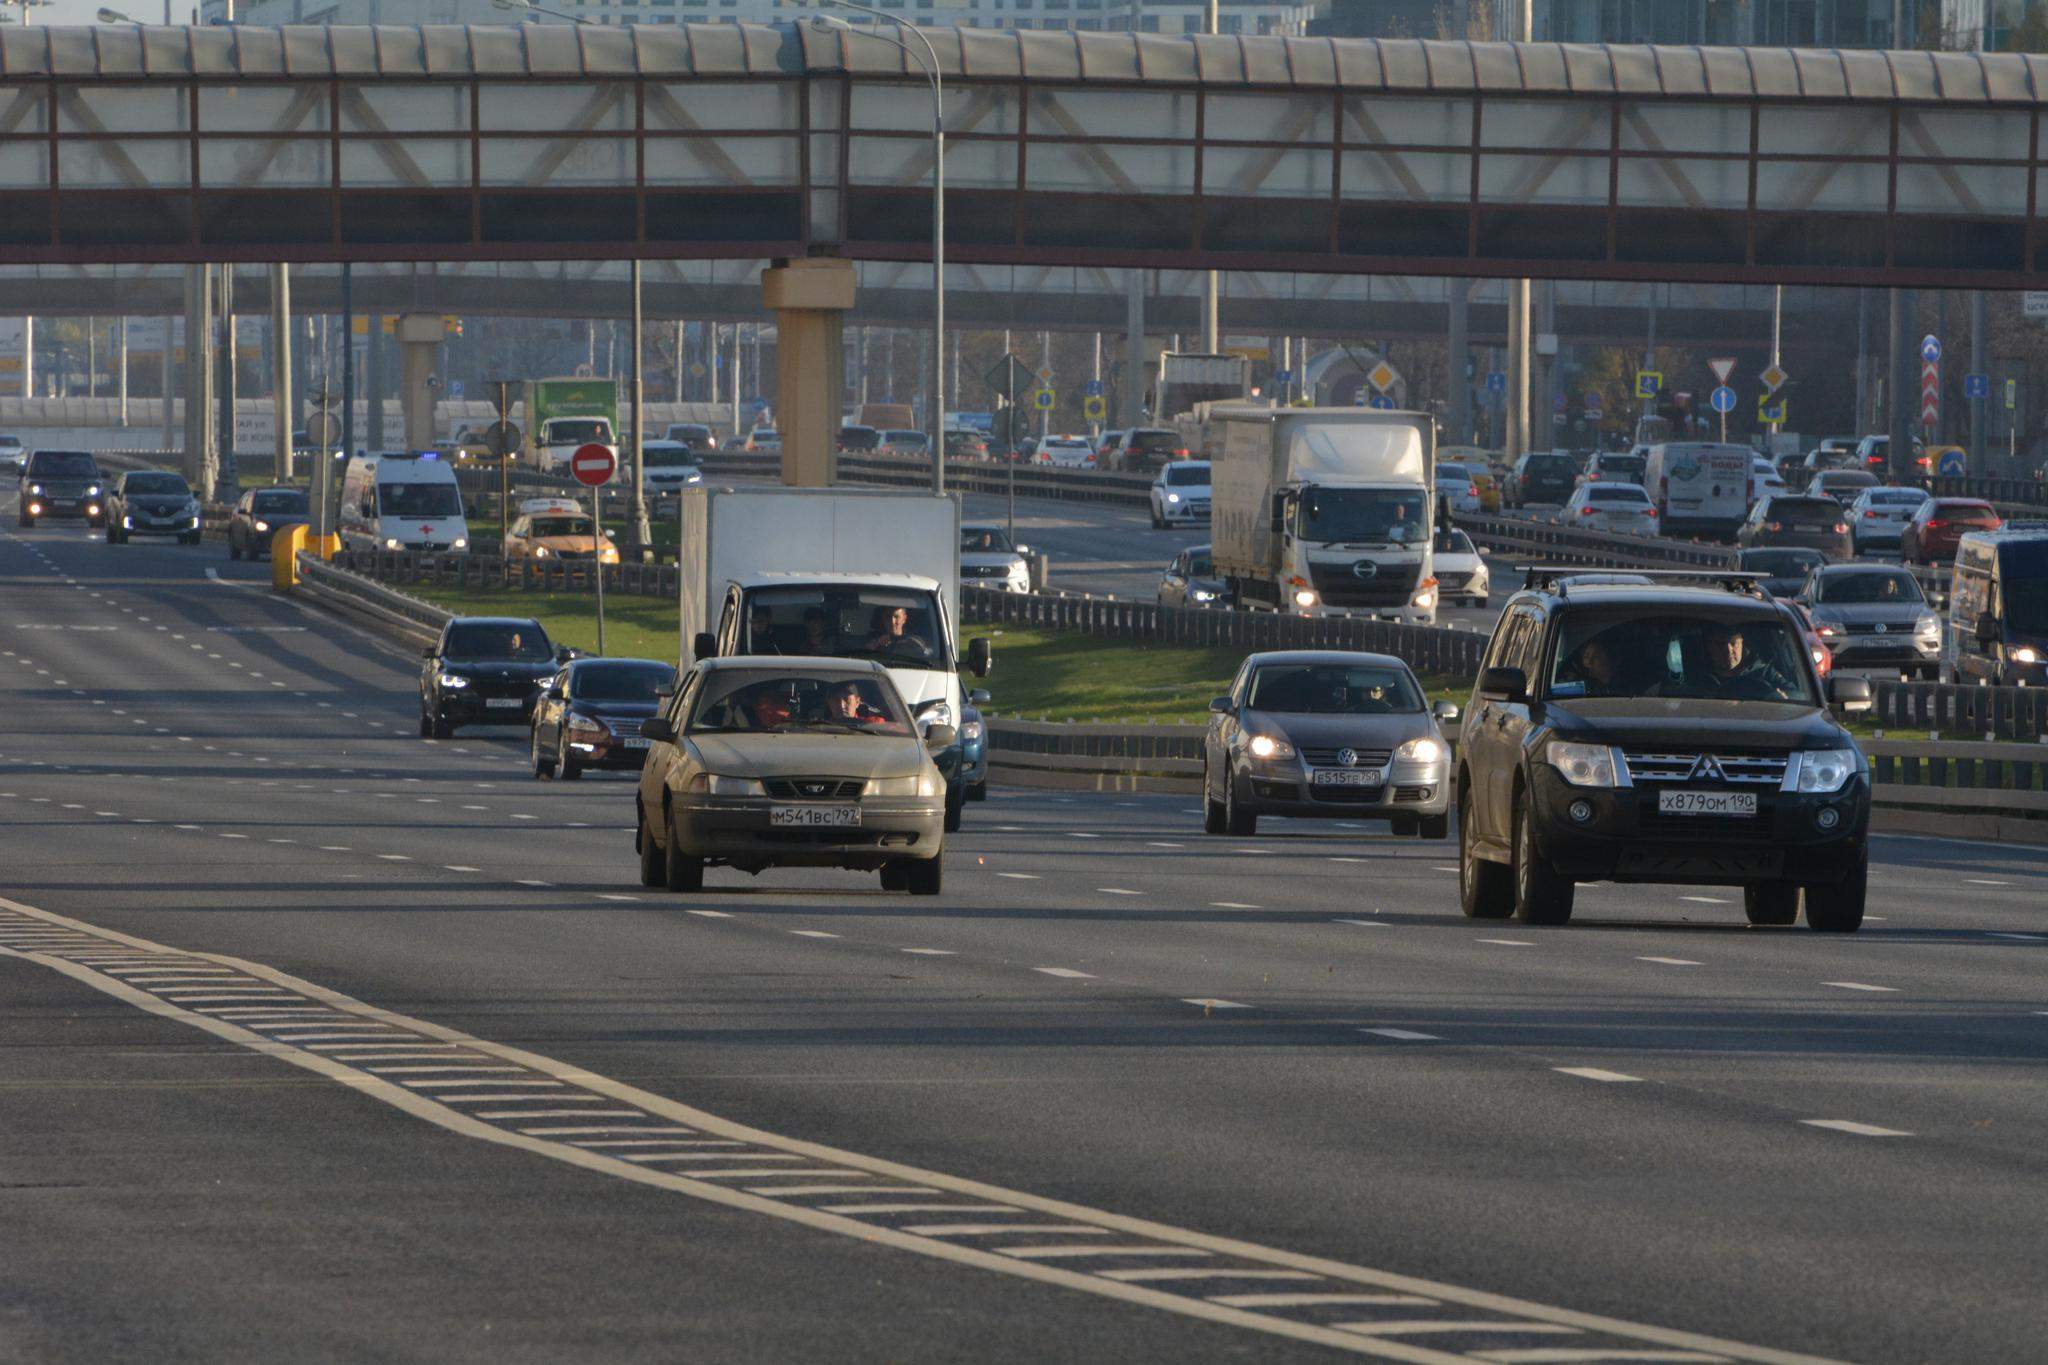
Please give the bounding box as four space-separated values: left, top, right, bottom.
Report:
419 616 572 738
1456 572 1874 932
19 449 107 528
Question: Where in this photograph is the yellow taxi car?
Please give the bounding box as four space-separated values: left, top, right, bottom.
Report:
1469 469 1503 513
503 497 621 565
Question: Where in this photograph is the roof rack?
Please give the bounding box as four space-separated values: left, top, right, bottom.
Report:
1518 565 1771 599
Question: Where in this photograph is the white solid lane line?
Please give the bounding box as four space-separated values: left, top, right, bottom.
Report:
789 930 840 939
1554 1068 1644 1084
1801 1120 1913 1138
1637 957 1701 967
1333 919 1389 929
1822 981 1899 993
1360 1029 1440 1042
1034 967 1096 979
1182 999 1251 1010
1479 939 1536 947
1211 902 1260 910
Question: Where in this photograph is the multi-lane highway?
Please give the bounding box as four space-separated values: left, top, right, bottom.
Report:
5 500 2047 1364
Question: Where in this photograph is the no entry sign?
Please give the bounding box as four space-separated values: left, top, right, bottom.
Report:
571 442 617 487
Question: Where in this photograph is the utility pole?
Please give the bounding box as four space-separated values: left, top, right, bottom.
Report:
1199 0 1220 356
339 263 354 527
1970 290 1986 470
117 316 129 427
272 264 292 483
1447 280 1470 444
629 259 652 561
1504 0 1533 460
218 264 237 491
1769 284 1782 443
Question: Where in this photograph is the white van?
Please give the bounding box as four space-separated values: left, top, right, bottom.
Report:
1642 442 1753 539
338 453 470 553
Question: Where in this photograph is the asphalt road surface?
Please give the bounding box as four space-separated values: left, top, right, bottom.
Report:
4 498 2046 1364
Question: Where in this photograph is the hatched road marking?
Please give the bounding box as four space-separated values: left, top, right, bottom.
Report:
0 895 1844 1365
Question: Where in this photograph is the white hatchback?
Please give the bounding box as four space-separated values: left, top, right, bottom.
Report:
1149 460 1211 528
1557 481 1659 535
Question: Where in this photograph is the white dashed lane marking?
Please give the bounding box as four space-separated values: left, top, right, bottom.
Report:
1554 1068 1644 1084
1801 1120 1913 1138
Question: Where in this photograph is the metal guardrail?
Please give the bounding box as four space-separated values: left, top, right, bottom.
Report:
332 547 679 598
1457 510 1739 571
295 552 455 645
1869 679 2048 742
964 586 1489 677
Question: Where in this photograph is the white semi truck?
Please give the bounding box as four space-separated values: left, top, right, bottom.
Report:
675 486 991 829
1209 406 1439 624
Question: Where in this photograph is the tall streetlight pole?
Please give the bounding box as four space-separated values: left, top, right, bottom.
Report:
813 4 944 497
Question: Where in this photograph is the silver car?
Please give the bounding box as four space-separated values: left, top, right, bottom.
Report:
1203 651 1457 838
1796 564 1942 680
1846 485 1928 554
634 657 951 894
1556 481 1658 534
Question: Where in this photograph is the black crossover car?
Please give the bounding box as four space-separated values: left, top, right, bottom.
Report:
19 449 107 528
106 470 202 544
530 656 677 779
1456 571 1874 931
419 616 572 738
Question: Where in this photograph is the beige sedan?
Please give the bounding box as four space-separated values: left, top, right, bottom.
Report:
634 657 951 894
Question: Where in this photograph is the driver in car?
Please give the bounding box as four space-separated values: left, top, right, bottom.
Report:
1683 623 1795 702
866 606 924 652
825 680 887 726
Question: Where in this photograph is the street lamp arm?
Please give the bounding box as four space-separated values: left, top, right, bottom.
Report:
815 0 942 82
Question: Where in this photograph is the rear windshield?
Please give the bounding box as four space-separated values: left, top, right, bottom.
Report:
1770 498 1844 520
571 661 675 702
1815 570 1924 605
124 473 189 496
1934 501 1997 517
1162 463 1209 486
1596 455 1647 480
1587 485 1650 503
838 427 880 449
1525 455 1575 475
27 451 99 478
1820 472 1877 487
1247 663 1422 714
1128 431 1180 451
1437 463 1469 480
1866 489 1926 506
444 621 551 661
667 425 710 440
252 490 308 514
1740 548 1824 575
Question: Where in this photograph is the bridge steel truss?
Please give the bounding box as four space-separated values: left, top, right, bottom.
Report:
2 21 2044 288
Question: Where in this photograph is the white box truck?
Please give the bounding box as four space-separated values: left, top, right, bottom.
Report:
1210 406 1438 623
1643 442 1754 539
676 486 991 827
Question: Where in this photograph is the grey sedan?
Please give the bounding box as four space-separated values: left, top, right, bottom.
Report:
1202 651 1456 838
635 657 951 894
1796 564 1942 679
1159 544 1232 610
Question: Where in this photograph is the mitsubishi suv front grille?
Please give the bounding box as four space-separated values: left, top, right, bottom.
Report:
1621 751 1790 785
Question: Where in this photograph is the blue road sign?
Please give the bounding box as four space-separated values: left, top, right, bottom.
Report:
1368 394 1396 410
1272 370 1292 384
1964 373 1990 400
1710 385 1737 414
1921 335 1942 364
1938 448 1967 476
1484 371 1506 394
1084 379 1103 396
447 379 464 401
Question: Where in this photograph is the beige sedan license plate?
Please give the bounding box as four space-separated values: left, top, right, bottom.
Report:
1657 790 1757 817
769 805 861 828
1311 769 1383 787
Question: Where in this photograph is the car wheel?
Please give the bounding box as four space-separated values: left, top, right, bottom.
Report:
967 779 987 802
530 728 555 778
1804 858 1866 933
905 853 943 896
943 786 963 833
1150 509 1163 529
1201 760 1228 835
879 860 910 892
430 712 454 740
1512 789 1574 925
557 736 581 781
637 807 665 889
181 531 201 545
664 806 704 893
1418 813 1449 840
1743 884 1800 926
1223 767 1257 836
419 708 433 739
228 538 241 560
106 522 118 544
1458 784 1513 919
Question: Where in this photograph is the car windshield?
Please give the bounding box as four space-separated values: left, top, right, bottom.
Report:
689 669 912 736
961 526 1017 554
1741 549 1823 576
444 622 551 662
252 490 308 514
547 419 610 444
1300 488 1427 545
1437 463 1469 481
1587 485 1650 503
532 516 598 539
29 452 98 478
1816 570 1923 605
571 660 675 702
1186 552 1216 577
125 473 189 496
886 431 928 447
380 482 463 518
668 426 710 441
1770 498 1843 522
1129 431 1179 451
838 427 880 449
1434 528 1477 555
1549 612 1817 704
1868 489 1927 506
642 445 697 468
2002 543 2048 634
743 585 948 671
1247 663 1422 714
1162 463 1209 486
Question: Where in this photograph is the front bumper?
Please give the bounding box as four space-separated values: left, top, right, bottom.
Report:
122 516 201 537
437 691 538 725
1238 762 1449 821
1527 766 1869 886
26 496 99 519
673 797 944 868
1159 502 1210 523
1825 633 1941 670
565 734 654 770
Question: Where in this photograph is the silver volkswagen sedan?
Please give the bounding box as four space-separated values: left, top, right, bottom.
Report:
1203 651 1457 838
634 657 951 894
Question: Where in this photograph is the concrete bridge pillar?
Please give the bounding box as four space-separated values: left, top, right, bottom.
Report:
762 258 854 488
396 313 443 452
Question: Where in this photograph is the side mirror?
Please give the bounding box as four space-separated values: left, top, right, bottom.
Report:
1208 696 1235 715
1432 700 1461 722
1269 491 1287 534
692 631 717 662
555 645 575 664
422 646 438 660
1477 666 1528 704
969 688 991 705
1827 675 1873 715
639 717 676 743
1977 612 2002 646
967 636 992 678
923 724 958 749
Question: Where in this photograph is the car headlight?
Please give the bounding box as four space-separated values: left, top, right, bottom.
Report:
565 714 605 737
920 701 954 732
436 672 470 689
696 774 764 797
453 537 468 550
1166 492 1181 503
1395 736 1443 764
85 485 100 496
1916 613 1940 636
253 519 270 532
122 516 134 528
864 773 939 797
1789 748 1859 794
1412 586 1438 610
959 719 984 742
1292 588 1318 609
1247 733 1295 760
26 483 39 494
2012 645 2040 664
1190 588 1218 602
1548 741 1620 788
533 545 549 559
384 538 401 550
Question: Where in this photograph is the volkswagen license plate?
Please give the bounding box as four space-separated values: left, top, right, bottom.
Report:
620 736 649 750
770 806 860 828
1311 769 1383 787
485 697 523 710
1657 790 1756 817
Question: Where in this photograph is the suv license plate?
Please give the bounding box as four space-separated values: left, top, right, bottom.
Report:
485 697 523 710
770 806 861 828
620 736 649 749
1657 791 1757 817
1311 769 1383 787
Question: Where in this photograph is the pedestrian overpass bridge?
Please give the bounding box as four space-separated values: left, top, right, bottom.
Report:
4 22 2041 288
